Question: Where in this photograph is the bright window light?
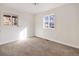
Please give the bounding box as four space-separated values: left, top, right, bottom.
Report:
19 28 27 40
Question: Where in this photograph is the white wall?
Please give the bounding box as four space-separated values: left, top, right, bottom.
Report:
35 4 79 49
77 4 79 48
0 5 35 44
0 4 79 49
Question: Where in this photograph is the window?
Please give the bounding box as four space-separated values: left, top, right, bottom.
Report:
2 13 18 26
43 15 55 29
3 15 12 25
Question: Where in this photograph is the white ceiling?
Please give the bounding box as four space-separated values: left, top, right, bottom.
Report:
0 3 66 14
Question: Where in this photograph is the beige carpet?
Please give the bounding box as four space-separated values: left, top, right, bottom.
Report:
0 37 79 56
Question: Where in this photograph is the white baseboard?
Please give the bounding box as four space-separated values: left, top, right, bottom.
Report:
0 36 79 50
50 39 79 49
0 36 35 45
0 40 17 45
36 35 79 49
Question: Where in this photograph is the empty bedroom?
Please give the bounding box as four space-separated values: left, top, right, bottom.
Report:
0 3 79 56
